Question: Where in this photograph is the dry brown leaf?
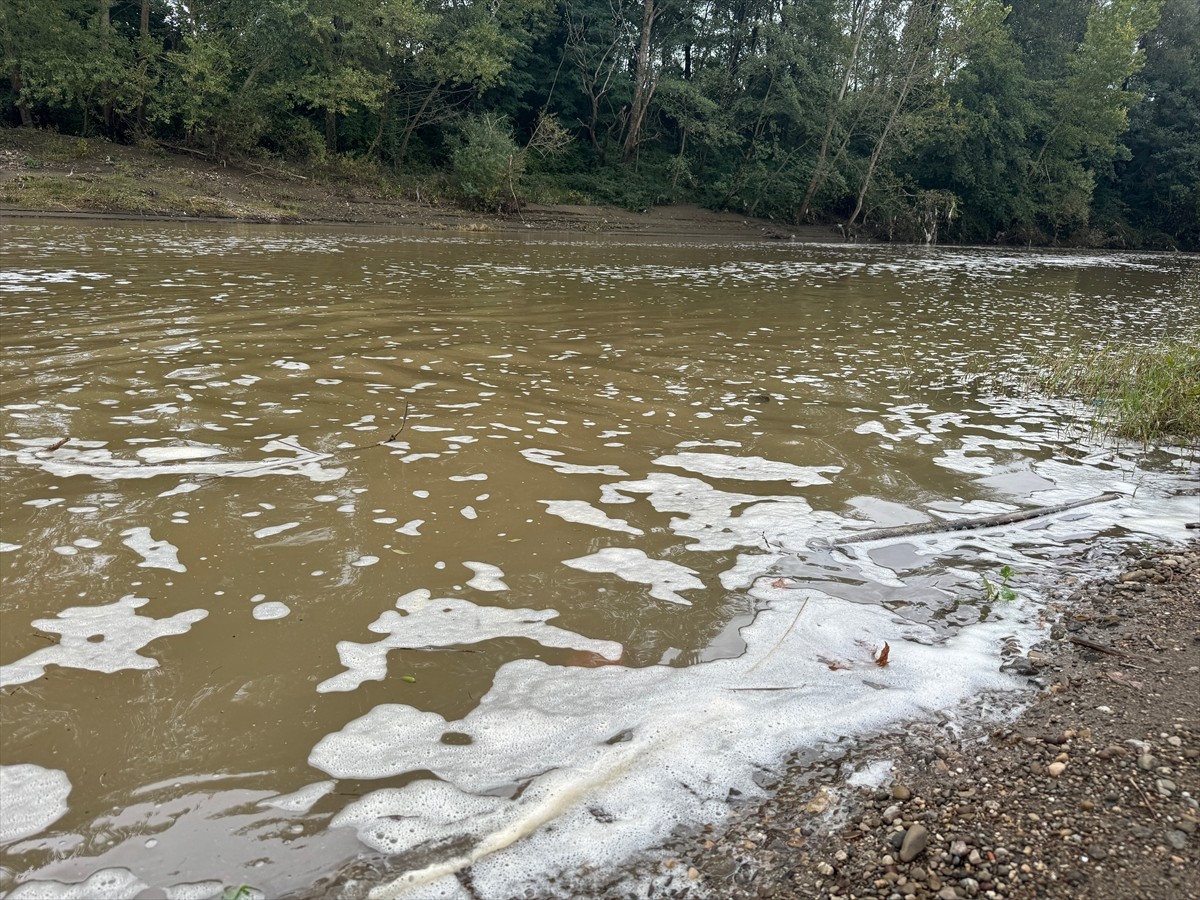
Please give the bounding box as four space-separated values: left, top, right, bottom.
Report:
771 577 790 588
819 656 850 671
874 641 891 667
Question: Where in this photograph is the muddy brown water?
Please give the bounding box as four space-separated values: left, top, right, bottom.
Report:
1 222 1196 898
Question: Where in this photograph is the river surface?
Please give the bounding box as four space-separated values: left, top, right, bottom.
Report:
1 222 1196 899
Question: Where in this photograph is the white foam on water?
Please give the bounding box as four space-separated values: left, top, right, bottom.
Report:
0 764 71 843
657 452 842 487
520 448 628 476
352 555 380 568
253 522 300 539
258 780 337 814
464 562 508 592
252 602 291 621
120 527 186 572
460 506 478 520
0 595 208 687
273 360 310 370
0 542 21 552
316 592 621 694
135 446 227 463
312 584 1031 900
4 868 149 899
11 439 345 484
397 520 425 536
562 548 703 606
539 500 643 535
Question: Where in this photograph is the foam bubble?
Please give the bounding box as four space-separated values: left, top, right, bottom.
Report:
464 562 508 592
0 764 71 843
120 527 186 572
0 595 208 686
252 602 291 621
539 500 643 535
657 451 841 487
253 522 300 539
563 547 703 605
5 869 150 899
316 592 621 693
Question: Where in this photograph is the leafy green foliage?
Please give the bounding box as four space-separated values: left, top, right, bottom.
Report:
0 0 1192 246
450 113 524 211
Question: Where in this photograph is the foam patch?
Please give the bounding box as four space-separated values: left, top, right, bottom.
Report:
0 764 71 843
316 592 622 693
3 867 147 899
562 547 703 605
0 596 208 686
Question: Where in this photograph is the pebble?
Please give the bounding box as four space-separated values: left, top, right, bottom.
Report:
1138 753 1158 770
1047 761 1067 777
893 784 912 801
899 824 929 862
1167 831 1188 851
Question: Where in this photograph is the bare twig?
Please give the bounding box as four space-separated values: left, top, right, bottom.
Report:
1129 775 1160 818
834 492 1123 547
1068 636 1132 659
745 596 810 676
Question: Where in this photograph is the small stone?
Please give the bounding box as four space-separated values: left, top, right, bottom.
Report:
951 840 969 857
1138 754 1158 770
893 784 913 801
1167 831 1188 851
882 804 903 823
1088 844 1108 861
937 888 959 900
1048 761 1067 777
900 824 930 862
910 867 928 882
817 861 835 876
968 849 983 865
1177 819 1197 834
1168 736 1182 747
1156 779 1176 796
687 867 699 881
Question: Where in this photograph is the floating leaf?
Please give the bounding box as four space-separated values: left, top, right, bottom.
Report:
401 675 417 683
874 641 890 668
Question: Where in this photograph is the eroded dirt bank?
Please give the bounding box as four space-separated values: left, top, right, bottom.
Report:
0 129 835 242
656 541 1200 900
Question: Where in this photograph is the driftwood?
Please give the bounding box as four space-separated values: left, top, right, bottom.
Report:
833 492 1123 546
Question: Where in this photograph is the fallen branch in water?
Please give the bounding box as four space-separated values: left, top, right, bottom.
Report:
832 492 1123 547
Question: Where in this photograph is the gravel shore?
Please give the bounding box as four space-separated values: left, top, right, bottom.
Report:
650 541 1199 900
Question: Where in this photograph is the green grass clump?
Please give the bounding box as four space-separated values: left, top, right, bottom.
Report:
1033 331 1200 446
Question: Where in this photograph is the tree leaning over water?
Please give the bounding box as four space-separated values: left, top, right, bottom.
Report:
1 0 1193 248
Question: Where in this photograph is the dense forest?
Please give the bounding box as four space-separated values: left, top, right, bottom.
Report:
2 0 1197 247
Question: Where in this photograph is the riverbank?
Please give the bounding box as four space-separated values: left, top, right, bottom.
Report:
0 129 835 242
656 541 1199 900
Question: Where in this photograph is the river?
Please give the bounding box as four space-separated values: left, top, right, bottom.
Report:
1 222 1196 899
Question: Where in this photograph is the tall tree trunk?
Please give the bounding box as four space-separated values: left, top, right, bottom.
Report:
397 79 444 165
325 108 337 155
136 0 150 132
798 0 871 220
100 0 114 131
622 0 659 163
9 70 33 127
